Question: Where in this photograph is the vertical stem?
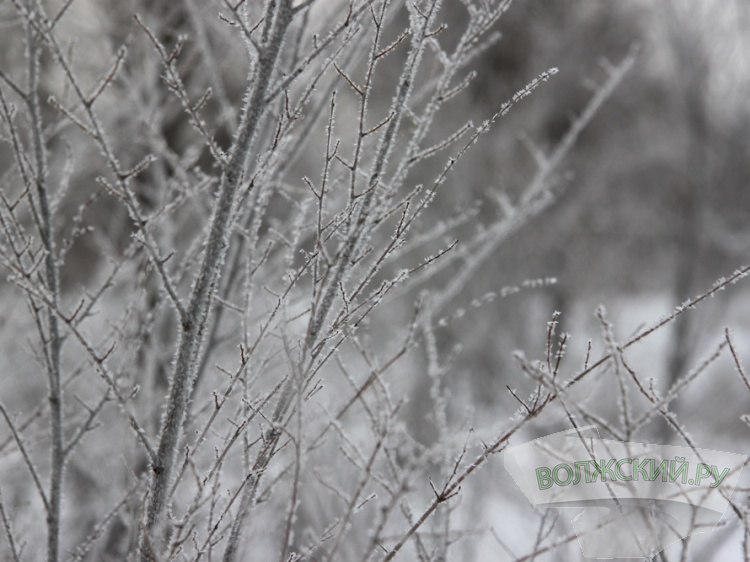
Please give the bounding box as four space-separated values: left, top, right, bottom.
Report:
25 11 63 562
307 0 442 347
142 0 294 551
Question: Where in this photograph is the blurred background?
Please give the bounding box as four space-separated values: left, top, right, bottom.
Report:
1 0 750 559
